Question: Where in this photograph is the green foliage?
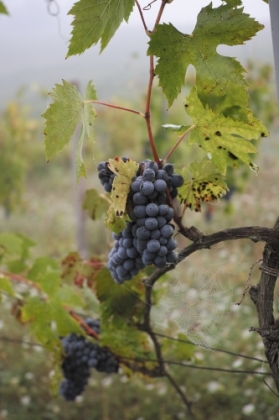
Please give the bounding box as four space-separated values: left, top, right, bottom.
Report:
0 1 8 14
42 80 97 181
148 2 263 112
67 0 134 56
177 159 228 212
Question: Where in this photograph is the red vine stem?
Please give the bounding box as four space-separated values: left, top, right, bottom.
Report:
154 0 168 27
0 270 41 291
145 55 160 163
64 307 100 340
163 125 196 163
85 100 145 117
135 0 149 33
144 0 169 164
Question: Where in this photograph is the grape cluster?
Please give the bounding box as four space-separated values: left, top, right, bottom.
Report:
104 160 184 284
59 319 118 401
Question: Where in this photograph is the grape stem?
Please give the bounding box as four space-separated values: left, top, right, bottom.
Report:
163 125 196 163
84 100 145 117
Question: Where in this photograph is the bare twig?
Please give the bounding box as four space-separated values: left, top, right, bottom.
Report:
119 355 271 375
153 332 268 364
165 371 194 416
236 259 263 305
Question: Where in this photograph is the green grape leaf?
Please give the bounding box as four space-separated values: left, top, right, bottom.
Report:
67 0 134 56
148 3 264 111
224 0 242 5
94 268 145 323
185 88 268 174
177 159 228 212
21 296 83 348
82 189 110 220
54 284 85 308
42 80 97 182
28 257 59 282
100 322 152 360
0 233 26 259
0 276 15 297
0 1 8 14
32 272 61 298
104 157 139 233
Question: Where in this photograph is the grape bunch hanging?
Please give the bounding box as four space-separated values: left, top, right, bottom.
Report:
59 318 118 401
98 159 184 284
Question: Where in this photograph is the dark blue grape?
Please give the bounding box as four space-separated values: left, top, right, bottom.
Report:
161 224 174 239
154 179 167 193
145 217 158 230
147 239 160 253
163 163 174 175
140 181 154 196
146 203 159 217
133 192 148 205
143 168 156 181
136 226 151 240
134 205 146 218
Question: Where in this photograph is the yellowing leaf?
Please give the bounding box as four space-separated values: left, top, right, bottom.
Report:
148 3 264 113
104 157 139 233
42 80 97 182
177 160 228 212
82 189 110 220
185 88 268 174
67 0 134 56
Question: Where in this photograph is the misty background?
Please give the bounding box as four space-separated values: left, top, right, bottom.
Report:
0 0 275 114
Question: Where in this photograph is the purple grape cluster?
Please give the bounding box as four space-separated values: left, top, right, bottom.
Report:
59 319 118 401
105 160 184 284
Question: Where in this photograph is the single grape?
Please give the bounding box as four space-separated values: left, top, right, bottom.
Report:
140 181 154 196
143 168 156 181
134 205 146 218
154 179 167 193
145 217 158 230
147 239 160 253
146 203 159 217
161 224 174 239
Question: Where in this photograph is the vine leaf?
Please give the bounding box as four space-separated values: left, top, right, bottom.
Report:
105 157 139 233
177 159 228 212
42 80 97 182
0 276 15 297
94 268 145 323
67 0 134 56
185 88 268 175
82 189 110 220
148 2 264 112
0 1 8 14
